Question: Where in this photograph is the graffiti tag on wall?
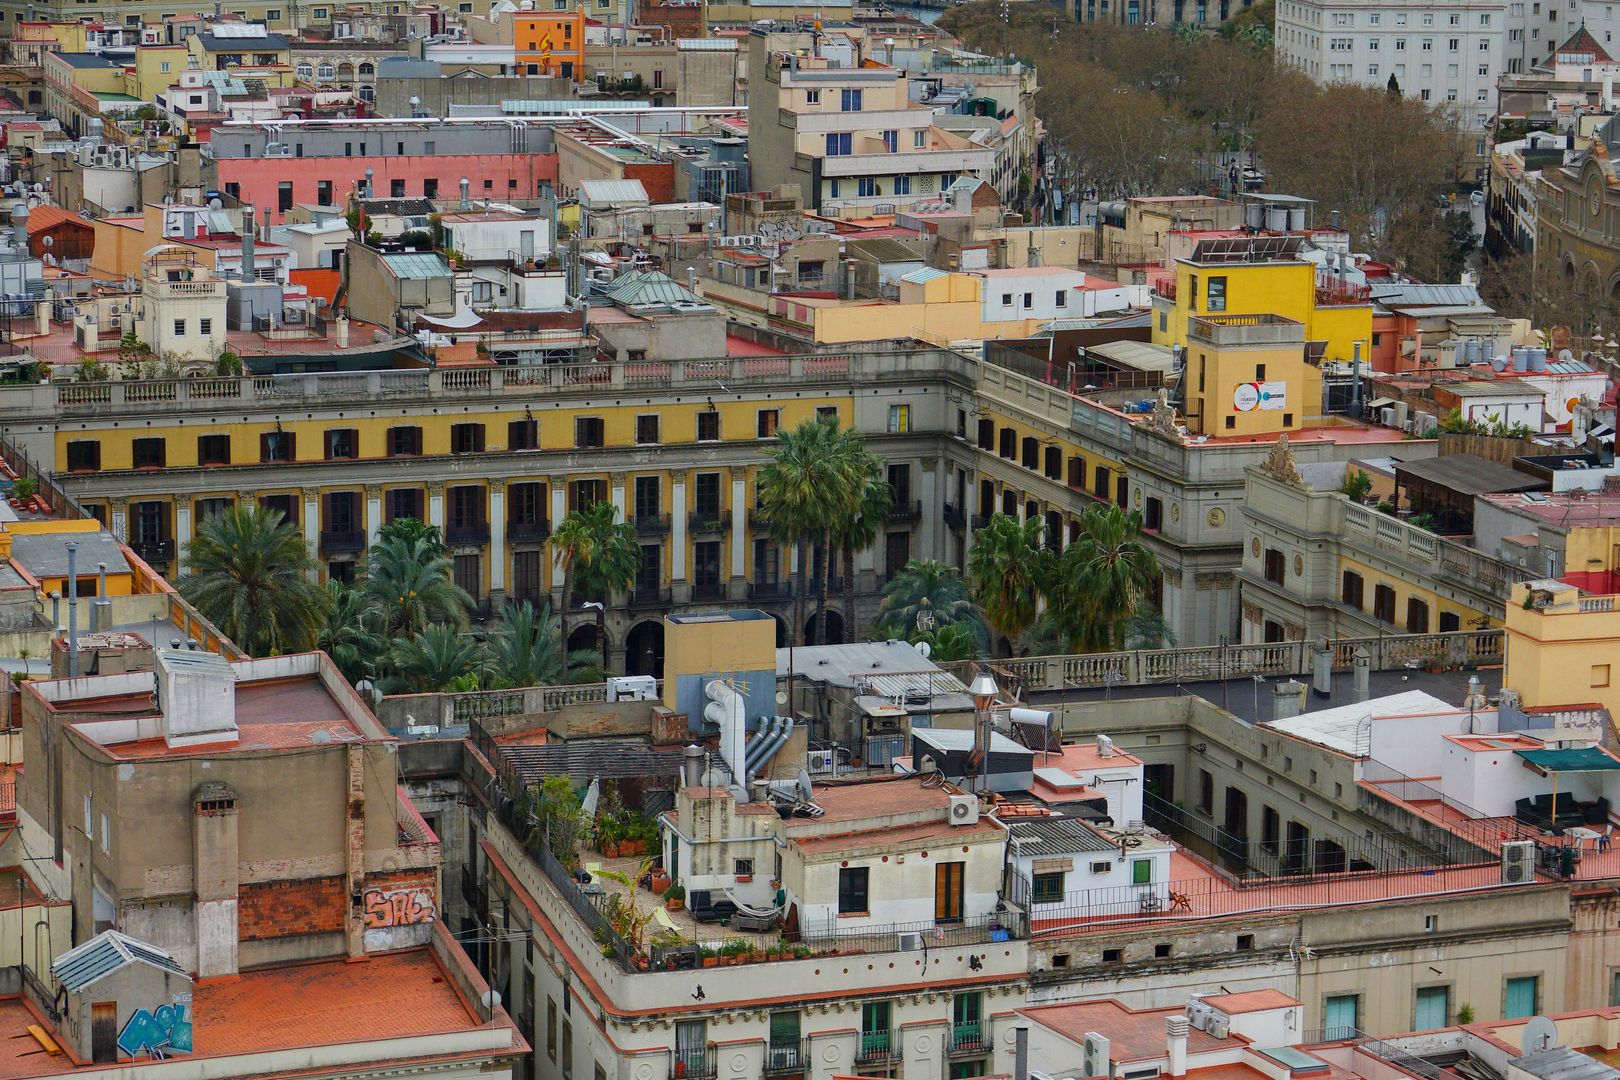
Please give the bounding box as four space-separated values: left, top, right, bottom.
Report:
117 995 193 1058
362 887 436 929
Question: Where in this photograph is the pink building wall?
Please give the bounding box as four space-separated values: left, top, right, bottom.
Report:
215 153 560 223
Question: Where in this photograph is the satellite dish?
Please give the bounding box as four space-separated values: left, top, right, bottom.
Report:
775 690 788 706
208 197 223 210
1522 1017 1559 1053
481 989 502 1010
797 769 813 802
915 641 932 659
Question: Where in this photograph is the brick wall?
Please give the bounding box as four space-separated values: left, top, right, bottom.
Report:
238 876 345 941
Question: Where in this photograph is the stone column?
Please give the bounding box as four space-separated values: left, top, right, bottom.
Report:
670 469 688 600
174 496 193 577
919 455 939 562
426 480 445 532
365 484 382 548
302 488 320 579
489 483 506 599
610 472 627 522
549 478 567 583
108 497 127 542
729 470 747 593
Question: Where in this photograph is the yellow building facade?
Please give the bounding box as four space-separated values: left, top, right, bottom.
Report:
1504 580 1620 717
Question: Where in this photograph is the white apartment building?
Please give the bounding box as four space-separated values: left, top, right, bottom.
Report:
1275 0 1509 132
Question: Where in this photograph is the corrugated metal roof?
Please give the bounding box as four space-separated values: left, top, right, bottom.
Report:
677 38 738 50
578 179 649 209
1006 816 1117 854
604 269 700 306
1086 339 1174 372
51 931 188 993
900 266 948 284
1549 358 1598 374
1367 282 1485 307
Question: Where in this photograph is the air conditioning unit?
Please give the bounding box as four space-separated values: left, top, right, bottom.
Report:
948 794 980 826
1502 839 1536 884
1083 1032 1111 1078
1208 1016 1230 1040
896 931 924 951
1186 994 1213 1030
807 749 836 774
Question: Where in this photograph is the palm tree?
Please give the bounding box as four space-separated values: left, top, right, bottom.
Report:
362 533 473 638
1051 504 1160 652
758 416 848 645
316 581 388 685
384 624 491 694
873 559 987 646
829 439 891 645
911 621 980 662
377 516 447 557
965 513 1049 654
488 600 597 689
550 500 640 672
180 503 331 657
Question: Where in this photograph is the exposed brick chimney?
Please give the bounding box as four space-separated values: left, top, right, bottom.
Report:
193 780 239 977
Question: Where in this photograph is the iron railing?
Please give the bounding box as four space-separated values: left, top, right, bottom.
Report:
629 587 672 608
672 1046 717 1079
747 581 792 600
887 499 922 523
943 503 966 529
762 1038 809 1075
1299 1029 1445 1080
634 513 672 535
688 511 730 533
691 581 727 602
948 1021 991 1055
855 1030 902 1065
319 528 366 554
130 538 175 566
506 519 550 543
446 522 492 545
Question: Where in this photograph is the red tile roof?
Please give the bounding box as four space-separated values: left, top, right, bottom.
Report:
1555 25 1613 62
1205 989 1301 1015
1020 998 1242 1059
23 206 90 236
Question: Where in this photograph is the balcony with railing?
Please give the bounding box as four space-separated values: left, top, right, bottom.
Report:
689 510 730 533
130 538 175 566
692 581 728 602
948 1021 991 1056
506 518 550 543
635 513 672 535
887 499 922 523
629 586 672 609
943 502 966 529
970 512 991 529
747 580 792 601
672 1047 717 1079
855 1030 901 1066
445 521 491 545
319 528 366 554
763 1038 809 1076
748 507 773 531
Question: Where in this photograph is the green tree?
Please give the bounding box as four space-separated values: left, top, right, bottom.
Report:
362 531 473 638
550 500 640 671
487 600 601 689
910 621 981 662
316 581 387 685
873 559 987 646
180 504 331 656
1050 504 1161 652
759 416 854 645
384 624 491 694
1123 603 1179 650
377 517 448 557
966 514 1049 654
1338 469 1374 503
828 432 891 644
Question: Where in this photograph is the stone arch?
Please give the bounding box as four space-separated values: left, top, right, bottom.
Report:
625 620 665 678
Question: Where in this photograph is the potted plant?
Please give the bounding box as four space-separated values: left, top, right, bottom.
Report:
597 814 624 858
650 867 671 895
701 943 718 968
665 884 685 911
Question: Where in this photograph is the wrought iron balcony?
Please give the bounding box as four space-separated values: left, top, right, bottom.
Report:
319 528 367 554
130 538 175 566
634 513 672 535
445 522 491 545
506 518 550 543
887 499 922 523
943 503 966 529
947 1021 991 1056
688 511 730 533
629 587 672 609
747 580 792 601
855 1030 901 1065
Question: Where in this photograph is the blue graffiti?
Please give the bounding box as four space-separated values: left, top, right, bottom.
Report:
116 1000 192 1058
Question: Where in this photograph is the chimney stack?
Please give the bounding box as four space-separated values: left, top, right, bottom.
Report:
1167 1016 1189 1078
240 204 255 279
1352 646 1371 703
1014 1024 1031 1080
459 175 471 210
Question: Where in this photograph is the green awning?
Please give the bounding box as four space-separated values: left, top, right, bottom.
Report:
1516 747 1620 773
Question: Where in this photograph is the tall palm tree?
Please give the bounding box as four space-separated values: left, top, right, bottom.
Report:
758 416 848 645
965 513 1049 654
873 559 987 646
829 437 891 645
316 581 388 685
377 516 447 557
180 503 331 657
362 533 474 638
550 500 640 672
1053 503 1160 652
383 624 491 694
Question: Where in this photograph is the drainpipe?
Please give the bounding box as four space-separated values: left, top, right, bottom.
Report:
750 718 795 779
65 542 78 675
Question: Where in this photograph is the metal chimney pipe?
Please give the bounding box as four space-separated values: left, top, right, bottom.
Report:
1013 1024 1030 1080
10 201 26 251
65 541 78 674
96 561 107 598
459 176 471 210
240 204 256 279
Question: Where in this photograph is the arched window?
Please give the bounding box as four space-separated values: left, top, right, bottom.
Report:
295 62 313 78
316 62 335 80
